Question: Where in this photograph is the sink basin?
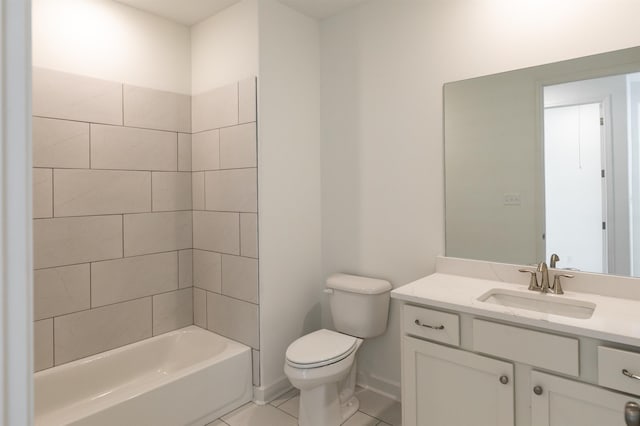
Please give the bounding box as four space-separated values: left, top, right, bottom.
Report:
477 288 595 319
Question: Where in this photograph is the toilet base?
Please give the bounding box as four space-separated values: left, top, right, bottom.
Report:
341 395 360 423
298 384 359 426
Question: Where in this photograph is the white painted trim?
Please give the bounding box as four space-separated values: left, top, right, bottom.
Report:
1 1 33 425
252 375 292 405
356 369 401 402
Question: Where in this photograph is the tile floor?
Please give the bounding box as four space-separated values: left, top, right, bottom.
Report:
207 387 401 426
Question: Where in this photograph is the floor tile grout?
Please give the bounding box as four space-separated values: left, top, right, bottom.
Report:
212 387 400 426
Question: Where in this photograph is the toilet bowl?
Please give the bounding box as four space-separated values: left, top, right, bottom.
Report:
284 273 392 426
285 329 363 426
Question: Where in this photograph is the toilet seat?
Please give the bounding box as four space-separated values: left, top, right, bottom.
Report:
286 329 358 369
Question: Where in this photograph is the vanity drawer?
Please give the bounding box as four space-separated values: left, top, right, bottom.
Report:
403 305 460 346
598 346 640 395
472 319 579 376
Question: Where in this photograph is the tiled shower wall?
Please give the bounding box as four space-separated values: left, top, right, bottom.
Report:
191 78 260 386
32 69 259 381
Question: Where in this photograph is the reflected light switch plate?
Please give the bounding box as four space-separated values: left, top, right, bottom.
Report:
503 193 521 206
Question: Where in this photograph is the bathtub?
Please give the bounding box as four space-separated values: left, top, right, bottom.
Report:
35 326 253 426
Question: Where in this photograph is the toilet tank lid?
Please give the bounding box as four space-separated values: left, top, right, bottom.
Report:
326 273 392 295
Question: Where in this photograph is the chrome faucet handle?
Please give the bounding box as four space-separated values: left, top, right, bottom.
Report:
551 273 573 295
537 262 550 293
519 268 540 291
550 253 560 268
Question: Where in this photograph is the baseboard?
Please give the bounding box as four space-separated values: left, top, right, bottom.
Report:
253 375 293 405
356 370 401 401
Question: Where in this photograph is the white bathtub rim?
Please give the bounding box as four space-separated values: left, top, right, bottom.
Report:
35 325 244 378
35 326 251 425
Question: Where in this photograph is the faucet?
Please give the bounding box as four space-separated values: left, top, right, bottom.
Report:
537 262 550 293
550 253 559 268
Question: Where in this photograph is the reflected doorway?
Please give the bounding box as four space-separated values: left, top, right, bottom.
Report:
544 102 607 273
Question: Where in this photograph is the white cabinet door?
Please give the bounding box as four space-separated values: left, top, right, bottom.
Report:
402 336 514 426
531 371 640 426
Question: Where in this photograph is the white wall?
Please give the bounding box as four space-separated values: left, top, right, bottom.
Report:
191 0 258 94
32 0 191 94
257 0 323 397
320 0 640 398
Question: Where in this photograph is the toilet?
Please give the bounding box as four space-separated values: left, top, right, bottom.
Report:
284 273 392 426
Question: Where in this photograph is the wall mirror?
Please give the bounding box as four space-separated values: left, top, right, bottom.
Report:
444 46 640 277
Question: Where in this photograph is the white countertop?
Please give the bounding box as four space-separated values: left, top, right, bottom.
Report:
391 272 640 348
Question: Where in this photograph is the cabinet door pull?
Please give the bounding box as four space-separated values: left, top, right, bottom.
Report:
499 375 509 385
622 369 640 381
414 319 444 330
533 385 543 395
625 401 640 425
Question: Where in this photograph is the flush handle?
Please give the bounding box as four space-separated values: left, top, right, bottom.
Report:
623 369 640 381
414 319 444 330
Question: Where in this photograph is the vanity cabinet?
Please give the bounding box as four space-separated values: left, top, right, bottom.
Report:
402 335 514 426
400 304 640 426
531 371 640 426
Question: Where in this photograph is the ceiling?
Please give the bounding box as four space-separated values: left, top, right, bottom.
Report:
115 0 371 25
279 0 371 19
114 0 240 25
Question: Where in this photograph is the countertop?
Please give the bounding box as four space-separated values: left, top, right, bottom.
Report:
391 272 640 348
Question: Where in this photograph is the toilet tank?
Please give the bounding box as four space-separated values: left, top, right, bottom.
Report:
326 273 392 338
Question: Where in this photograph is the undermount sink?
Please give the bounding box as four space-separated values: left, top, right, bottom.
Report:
477 288 596 319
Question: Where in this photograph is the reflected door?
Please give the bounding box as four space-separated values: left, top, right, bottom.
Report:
544 103 606 272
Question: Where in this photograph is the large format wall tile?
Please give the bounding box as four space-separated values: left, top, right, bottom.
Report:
220 122 257 169
34 264 90 320
91 252 178 307
32 117 90 168
34 215 123 269
191 129 220 171
221 255 258 304
178 133 192 172
34 319 53 372
124 211 192 256
207 292 258 349
239 77 257 124
152 288 193 335
33 168 53 219
240 213 258 258
33 68 122 125
152 172 192 212
193 249 222 293
193 288 207 328
192 172 205 210
192 83 238 133
205 169 257 212
32 72 260 371
193 211 240 254
123 85 191 133
178 249 193 288
91 125 177 171
54 298 152 365
54 169 151 217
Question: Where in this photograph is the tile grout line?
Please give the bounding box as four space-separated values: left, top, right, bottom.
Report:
51 316 56 367
50 168 54 218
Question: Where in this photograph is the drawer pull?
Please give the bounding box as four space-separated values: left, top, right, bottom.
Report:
622 369 640 381
414 319 444 330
